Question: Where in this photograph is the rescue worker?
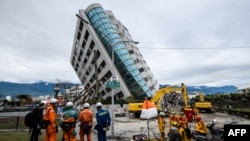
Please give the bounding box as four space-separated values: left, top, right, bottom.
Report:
79 103 94 141
194 116 207 135
95 102 111 141
169 110 179 128
30 101 46 141
178 111 188 125
61 101 78 141
178 121 192 141
44 98 58 141
158 112 166 141
168 110 180 141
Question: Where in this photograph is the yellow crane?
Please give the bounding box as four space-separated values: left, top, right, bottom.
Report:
128 83 190 118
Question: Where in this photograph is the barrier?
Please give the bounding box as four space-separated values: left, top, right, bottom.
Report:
89 104 129 117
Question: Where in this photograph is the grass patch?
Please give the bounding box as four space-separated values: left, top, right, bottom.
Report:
0 129 64 141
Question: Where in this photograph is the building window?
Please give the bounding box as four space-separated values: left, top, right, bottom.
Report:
84 58 87 63
89 40 95 50
87 65 92 73
82 40 86 49
77 31 81 40
116 91 124 99
77 55 81 62
87 48 91 56
79 21 84 31
149 86 154 91
84 30 89 41
96 50 100 59
128 50 134 54
100 60 106 68
139 68 144 73
79 50 83 56
72 56 75 64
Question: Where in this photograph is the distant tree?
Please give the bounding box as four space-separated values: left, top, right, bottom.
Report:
16 94 33 105
125 95 134 102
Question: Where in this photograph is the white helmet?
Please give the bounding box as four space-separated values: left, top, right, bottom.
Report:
96 102 102 107
40 100 47 105
83 103 90 108
50 98 58 104
66 102 73 107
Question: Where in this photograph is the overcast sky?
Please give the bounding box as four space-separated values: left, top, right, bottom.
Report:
0 0 249 88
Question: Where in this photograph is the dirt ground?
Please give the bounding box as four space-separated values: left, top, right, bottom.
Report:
88 109 250 141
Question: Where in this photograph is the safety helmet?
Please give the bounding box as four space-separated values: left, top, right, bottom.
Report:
50 98 58 104
159 112 166 116
96 102 102 107
40 100 47 105
171 111 176 115
83 103 90 108
195 116 201 121
66 102 73 107
39 101 46 107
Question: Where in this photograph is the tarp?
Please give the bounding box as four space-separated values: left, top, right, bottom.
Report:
140 99 158 119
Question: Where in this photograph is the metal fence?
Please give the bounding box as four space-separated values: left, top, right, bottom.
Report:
0 116 27 130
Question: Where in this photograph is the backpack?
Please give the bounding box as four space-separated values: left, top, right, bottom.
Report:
185 127 192 139
24 111 35 128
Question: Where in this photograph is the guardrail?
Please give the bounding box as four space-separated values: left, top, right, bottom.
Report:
0 116 27 130
214 107 250 119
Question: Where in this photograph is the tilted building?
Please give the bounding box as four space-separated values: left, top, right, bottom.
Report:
70 3 159 101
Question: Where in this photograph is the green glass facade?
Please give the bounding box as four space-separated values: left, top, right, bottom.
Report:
86 6 152 98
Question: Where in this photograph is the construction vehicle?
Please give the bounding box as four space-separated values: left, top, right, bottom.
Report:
193 92 215 113
128 83 188 118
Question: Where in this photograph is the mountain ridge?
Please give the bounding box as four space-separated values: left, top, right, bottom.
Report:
0 81 238 98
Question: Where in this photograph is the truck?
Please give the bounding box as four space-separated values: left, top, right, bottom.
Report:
128 83 189 118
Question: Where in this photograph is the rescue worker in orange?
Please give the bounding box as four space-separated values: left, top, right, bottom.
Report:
194 116 207 135
61 102 78 141
178 121 192 141
168 110 180 141
178 111 188 125
44 98 58 141
169 110 179 129
78 103 93 141
158 112 166 141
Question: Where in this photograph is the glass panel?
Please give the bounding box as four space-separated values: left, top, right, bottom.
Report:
87 6 152 97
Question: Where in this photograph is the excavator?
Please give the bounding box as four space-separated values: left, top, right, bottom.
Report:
128 83 190 118
193 91 215 113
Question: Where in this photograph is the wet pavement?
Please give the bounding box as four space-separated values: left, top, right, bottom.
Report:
74 111 250 141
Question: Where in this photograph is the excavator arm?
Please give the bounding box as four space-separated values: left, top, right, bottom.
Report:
128 83 187 118
151 84 185 108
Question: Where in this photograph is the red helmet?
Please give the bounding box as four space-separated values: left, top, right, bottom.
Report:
195 116 201 121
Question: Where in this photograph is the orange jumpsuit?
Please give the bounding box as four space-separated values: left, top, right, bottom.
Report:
62 107 78 141
169 115 179 128
178 115 188 125
179 126 192 141
44 105 57 141
158 115 166 141
78 108 94 141
195 121 207 134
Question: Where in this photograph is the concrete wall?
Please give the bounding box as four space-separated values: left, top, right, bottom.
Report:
88 104 128 117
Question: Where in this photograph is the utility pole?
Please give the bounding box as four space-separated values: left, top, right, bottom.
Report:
94 50 100 101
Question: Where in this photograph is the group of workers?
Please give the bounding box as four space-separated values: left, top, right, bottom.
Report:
30 98 111 141
30 98 208 141
164 110 207 141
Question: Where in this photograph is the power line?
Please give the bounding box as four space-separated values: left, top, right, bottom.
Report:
138 46 250 49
